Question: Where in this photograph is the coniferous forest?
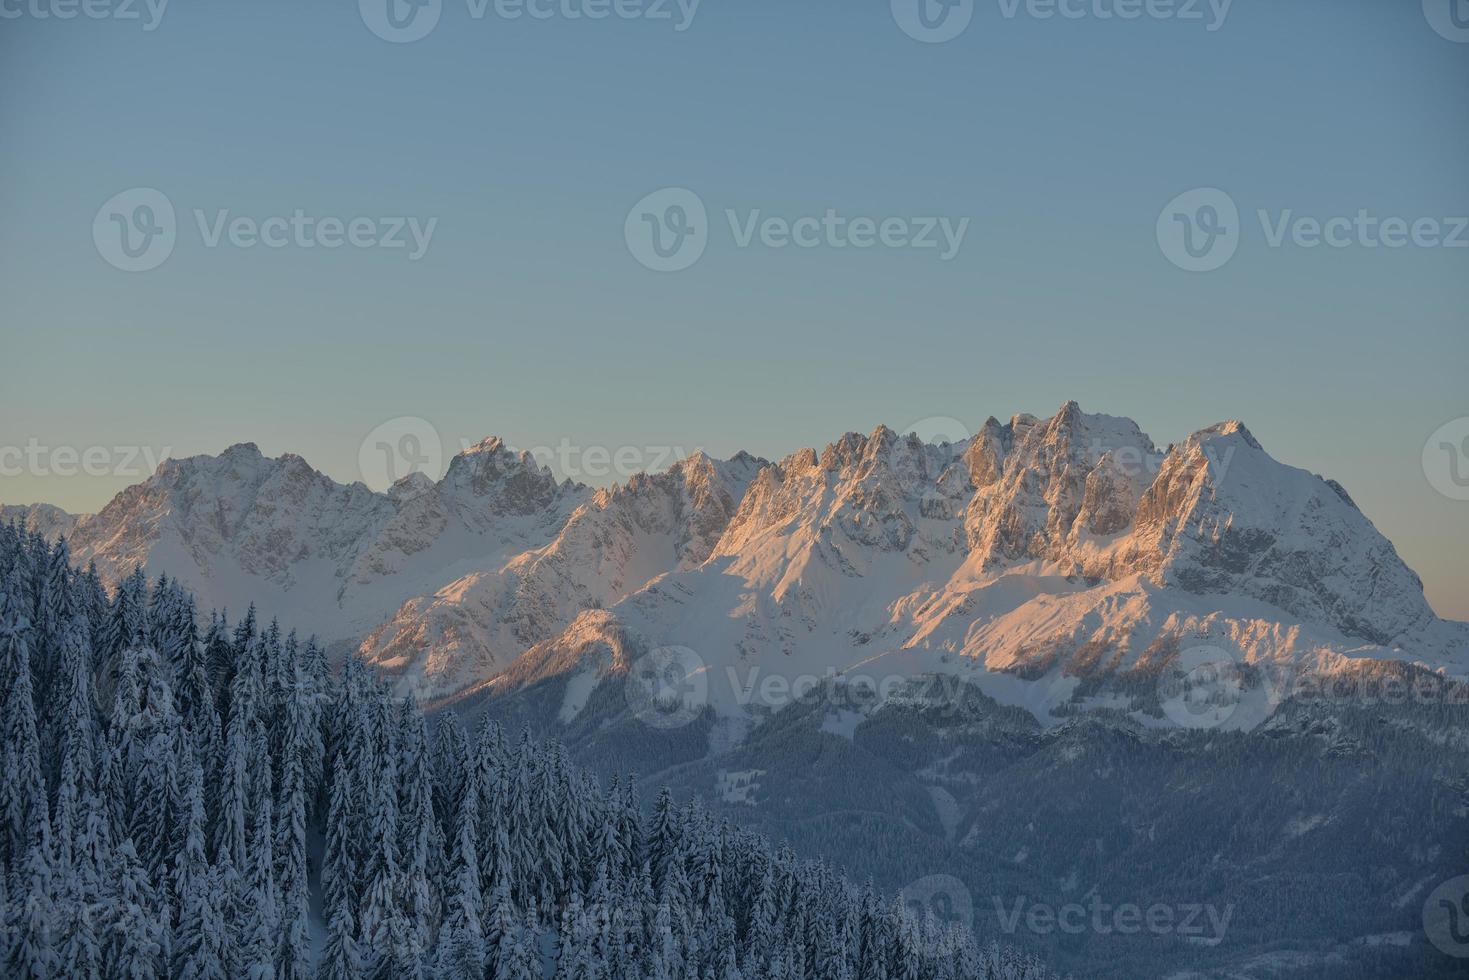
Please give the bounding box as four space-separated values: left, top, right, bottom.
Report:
0 522 1062 979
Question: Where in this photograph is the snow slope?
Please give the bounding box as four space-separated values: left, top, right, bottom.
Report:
13 403 1467 712
487 404 1468 725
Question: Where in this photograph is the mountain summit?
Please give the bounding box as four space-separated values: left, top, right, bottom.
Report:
7 404 1464 715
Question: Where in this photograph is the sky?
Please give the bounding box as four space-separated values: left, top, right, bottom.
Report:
1 0 1466 618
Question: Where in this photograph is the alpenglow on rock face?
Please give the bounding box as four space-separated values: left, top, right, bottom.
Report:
10 403 1465 707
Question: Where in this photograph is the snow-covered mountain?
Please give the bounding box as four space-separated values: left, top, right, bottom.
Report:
477 403 1466 731
9 403 1466 718
359 450 767 696
0 501 83 541
7 439 586 654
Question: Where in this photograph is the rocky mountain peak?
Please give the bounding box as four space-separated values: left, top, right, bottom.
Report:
0 502 84 541
964 402 1158 568
439 436 574 516
24 407 1466 706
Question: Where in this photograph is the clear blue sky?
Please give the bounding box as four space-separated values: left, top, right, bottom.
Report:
2 0 1466 618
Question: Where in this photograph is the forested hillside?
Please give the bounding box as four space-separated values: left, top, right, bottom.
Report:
0 521 1060 980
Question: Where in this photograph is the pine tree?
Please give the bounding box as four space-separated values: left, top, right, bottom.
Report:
435 777 485 978
34 537 74 779
490 906 540 980
275 668 311 980
240 792 279 980
100 567 148 696
173 863 232 980
322 759 356 923
554 890 599 980
399 696 442 952
483 872 518 978
1 580 47 878
318 900 362 980
53 611 99 877
8 824 59 980
214 666 254 877
648 787 681 896
170 594 218 745
57 896 103 980
301 637 327 822
431 712 470 849
104 838 165 980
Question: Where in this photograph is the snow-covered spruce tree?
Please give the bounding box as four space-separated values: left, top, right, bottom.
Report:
399 695 442 954
240 791 279 979
7 821 59 979
434 776 485 979
1 575 48 879
104 837 165 979
0 525 1063 980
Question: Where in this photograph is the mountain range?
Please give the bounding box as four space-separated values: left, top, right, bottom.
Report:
9 402 1469 978
7 402 1464 725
